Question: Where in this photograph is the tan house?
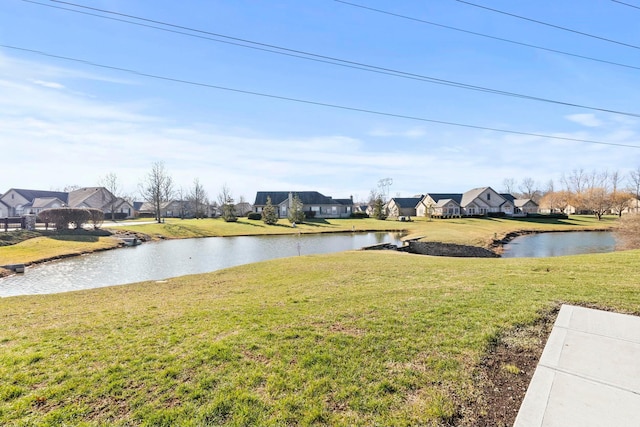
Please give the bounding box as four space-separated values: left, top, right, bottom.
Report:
417 187 515 218
514 199 539 214
386 197 422 218
68 187 134 219
253 191 353 219
0 199 9 217
0 188 69 216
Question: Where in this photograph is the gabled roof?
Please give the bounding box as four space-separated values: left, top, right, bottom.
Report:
461 187 506 207
6 189 69 204
500 193 516 203
435 198 460 207
515 198 538 207
67 187 114 209
389 197 422 208
31 197 65 209
424 193 463 204
332 198 354 206
254 191 339 206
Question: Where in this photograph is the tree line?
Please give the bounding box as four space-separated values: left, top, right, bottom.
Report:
503 168 640 220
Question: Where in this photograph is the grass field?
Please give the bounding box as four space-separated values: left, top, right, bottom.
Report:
107 215 617 245
1 224 638 426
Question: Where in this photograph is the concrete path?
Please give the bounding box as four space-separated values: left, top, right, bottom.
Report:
514 304 640 427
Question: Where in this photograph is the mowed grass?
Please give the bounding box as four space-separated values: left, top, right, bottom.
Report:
1 248 639 426
109 215 616 244
0 235 120 266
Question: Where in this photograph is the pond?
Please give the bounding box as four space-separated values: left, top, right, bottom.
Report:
0 232 404 297
501 231 616 258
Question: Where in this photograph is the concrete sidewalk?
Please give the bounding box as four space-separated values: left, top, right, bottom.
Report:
514 304 640 427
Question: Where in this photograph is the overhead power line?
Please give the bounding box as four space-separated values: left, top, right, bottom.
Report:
17 0 640 119
2 43 639 150
334 0 640 72
611 0 640 10
454 0 640 50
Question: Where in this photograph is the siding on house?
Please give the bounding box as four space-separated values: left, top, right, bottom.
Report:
387 197 422 217
253 191 353 218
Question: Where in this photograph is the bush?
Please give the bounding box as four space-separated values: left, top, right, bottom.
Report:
487 212 505 218
304 211 316 219
247 212 262 220
350 212 369 219
37 208 103 230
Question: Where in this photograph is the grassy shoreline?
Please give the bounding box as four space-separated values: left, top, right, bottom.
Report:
0 215 617 278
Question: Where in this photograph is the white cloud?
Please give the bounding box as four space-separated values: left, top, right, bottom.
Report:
565 113 603 128
30 79 65 89
368 126 428 139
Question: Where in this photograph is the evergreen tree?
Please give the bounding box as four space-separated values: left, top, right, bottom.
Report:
288 193 305 224
373 196 387 220
262 196 278 225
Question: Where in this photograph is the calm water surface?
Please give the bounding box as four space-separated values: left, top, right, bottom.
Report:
0 232 403 297
501 231 616 258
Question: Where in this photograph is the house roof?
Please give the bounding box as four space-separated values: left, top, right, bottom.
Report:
515 198 538 207
390 197 422 208
254 191 340 206
425 193 463 204
435 198 460 207
67 187 113 209
31 197 65 209
501 193 516 203
7 189 69 204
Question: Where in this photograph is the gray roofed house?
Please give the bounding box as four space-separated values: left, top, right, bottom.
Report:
253 191 353 219
0 188 69 216
417 187 515 218
386 197 422 217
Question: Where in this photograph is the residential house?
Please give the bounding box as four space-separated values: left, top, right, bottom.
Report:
234 202 253 217
68 187 134 219
514 199 539 214
253 191 353 219
138 200 186 218
417 187 515 218
417 194 462 218
386 197 422 218
0 199 9 217
0 189 69 216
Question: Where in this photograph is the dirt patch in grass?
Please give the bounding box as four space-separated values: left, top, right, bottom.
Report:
461 307 557 427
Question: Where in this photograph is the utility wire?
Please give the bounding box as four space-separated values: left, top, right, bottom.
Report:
611 0 640 10
334 0 640 72
16 0 640 119
2 43 639 150
454 0 640 50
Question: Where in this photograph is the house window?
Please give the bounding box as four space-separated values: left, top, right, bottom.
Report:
311 206 320 212
468 208 475 215
487 193 491 200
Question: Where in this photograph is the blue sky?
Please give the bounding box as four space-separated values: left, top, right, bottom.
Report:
1 0 640 203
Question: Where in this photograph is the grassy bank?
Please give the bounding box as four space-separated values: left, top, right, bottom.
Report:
0 215 617 277
109 215 616 244
1 248 638 426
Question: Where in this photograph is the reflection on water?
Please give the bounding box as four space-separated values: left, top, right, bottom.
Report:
0 232 403 297
501 231 615 258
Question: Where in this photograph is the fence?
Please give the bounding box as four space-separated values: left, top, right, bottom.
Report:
1 217 26 231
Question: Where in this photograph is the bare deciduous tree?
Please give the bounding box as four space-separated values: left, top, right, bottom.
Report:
99 172 121 221
502 178 516 195
139 161 173 223
189 178 208 219
218 183 236 222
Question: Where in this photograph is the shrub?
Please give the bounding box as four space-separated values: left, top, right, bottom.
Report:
247 212 262 220
304 210 316 219
350 212 369 219
37 208 102 230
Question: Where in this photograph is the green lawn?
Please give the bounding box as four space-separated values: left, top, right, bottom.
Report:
107 215 617 245
1 245 638 426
